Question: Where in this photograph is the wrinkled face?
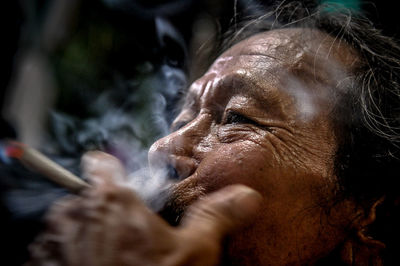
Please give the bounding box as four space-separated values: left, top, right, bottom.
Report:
149 28 360 265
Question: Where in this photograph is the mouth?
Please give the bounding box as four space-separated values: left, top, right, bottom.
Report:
156 172 206 226
156 181 190 226
157 193 185 226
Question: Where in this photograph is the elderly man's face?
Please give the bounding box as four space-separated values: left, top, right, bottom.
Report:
149 28 359 265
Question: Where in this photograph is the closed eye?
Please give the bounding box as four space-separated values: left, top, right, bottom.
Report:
223 111 256 125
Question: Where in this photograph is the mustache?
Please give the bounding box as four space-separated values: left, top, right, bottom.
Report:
157 194 186 226
156 178 206 226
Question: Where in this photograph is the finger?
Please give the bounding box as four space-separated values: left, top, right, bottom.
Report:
81 151 143 207
81 151 126 187
181 184 262 242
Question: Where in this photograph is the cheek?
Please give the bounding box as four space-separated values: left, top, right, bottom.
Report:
172 140 345 263
187 137 336 208
192 142 275 195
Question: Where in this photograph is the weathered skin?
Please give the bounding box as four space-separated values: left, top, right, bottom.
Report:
29 28 370 266
150 28 361 265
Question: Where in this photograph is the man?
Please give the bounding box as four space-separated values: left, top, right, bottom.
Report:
28 3 400 265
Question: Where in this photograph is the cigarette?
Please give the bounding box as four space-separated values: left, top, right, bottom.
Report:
5 142 90 193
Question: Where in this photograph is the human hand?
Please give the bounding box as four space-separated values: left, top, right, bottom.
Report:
28 151 262 266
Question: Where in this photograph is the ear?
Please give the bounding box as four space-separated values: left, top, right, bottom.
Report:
340 197 386 266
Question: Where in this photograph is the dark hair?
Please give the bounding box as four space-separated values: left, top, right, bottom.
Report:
220 1 400 264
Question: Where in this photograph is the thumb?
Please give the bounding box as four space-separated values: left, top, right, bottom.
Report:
181 184 262 242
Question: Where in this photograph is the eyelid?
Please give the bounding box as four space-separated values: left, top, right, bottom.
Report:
222 110 257 125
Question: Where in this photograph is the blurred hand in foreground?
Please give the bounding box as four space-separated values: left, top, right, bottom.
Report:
27 151 262 266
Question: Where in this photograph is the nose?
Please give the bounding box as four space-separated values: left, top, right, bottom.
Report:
148 118 205 181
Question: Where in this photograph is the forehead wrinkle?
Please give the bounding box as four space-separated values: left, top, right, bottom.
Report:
289 51 355 94
199 78 217 108
284 36 354 90
184 73 216 110
188 28 357 113
294 29 360 85
289 53 331 86
234 52 288 64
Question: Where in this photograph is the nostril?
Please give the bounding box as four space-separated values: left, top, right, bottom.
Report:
167 164 180 180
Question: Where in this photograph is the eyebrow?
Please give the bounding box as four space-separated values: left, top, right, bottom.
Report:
216 72 281 108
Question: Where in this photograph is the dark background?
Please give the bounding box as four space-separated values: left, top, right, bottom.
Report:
1 0 398 265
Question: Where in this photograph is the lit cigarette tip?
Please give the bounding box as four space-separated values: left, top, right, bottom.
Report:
5 143 25 159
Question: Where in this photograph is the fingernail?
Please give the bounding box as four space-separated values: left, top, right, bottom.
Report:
81 152 107 186
81 151 126 185
81 153 102 176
